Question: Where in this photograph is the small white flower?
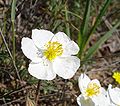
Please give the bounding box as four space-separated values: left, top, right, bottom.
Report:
107 84 120 106
21 29 80 80
77 73 109 106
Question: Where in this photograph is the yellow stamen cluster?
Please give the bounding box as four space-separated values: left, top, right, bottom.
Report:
112 72 120 84
86 83 100 97
44 41 63 61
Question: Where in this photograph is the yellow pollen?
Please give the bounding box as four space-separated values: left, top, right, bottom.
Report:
112 72 120 84
86 83 100 97
44 41 63 61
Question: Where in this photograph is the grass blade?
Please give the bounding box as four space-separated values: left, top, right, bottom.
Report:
11 0 16 22
78 0 91 58
62 10 83 20
80 0 91 36
89 0 111 37
83 21 120 62
65 2 70 37
11 0 16 62
79 0 111 59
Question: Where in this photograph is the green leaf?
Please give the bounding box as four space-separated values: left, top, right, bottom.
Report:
78 0 91 58
11 0 17 62
77 32 83 57
65 3 70 37
79 0 111 59
83 22 120 62
62 10 83 20
11 0 16 22
80 0 91 36
89 0 112 37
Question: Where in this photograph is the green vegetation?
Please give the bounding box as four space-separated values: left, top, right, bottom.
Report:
0 0 119 105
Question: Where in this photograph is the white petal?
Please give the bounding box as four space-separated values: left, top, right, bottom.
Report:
108 84 120 105
77 95 95 106
89 79 101 88
32 29 54 49
106 89 116 106
101 87 107 96
28 60 56 80
63 41 79 55
49 31 80 56
78 73 91 94
21 37 41 63
92 94 109 106
53 32 70 47
53 56 80 79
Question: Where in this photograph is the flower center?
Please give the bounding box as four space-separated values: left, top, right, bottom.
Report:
44 41 63 61
86 83 100 97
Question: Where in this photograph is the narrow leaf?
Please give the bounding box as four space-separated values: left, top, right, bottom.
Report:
62 10 83 20
11 0 17 62
81 0 91 36
83 22 120 62
80 0 111 58
89 0 111 36
78 0 91 58
65 3 70 37
11 0 16 22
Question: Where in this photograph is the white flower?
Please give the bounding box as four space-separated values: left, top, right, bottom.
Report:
21 29 80 80
107 84 120 106
77 73 109 106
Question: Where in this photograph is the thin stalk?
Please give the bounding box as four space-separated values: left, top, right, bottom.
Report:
65 1 70 37
3 11 7 35
35 80 41 106
61 79 67 106
12 20 16 62
0 28 20 80
62 10 83 20
11 0 16 63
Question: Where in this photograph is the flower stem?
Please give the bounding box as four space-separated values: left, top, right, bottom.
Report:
62 79 67 106
35 80 41 106
12 20 16 63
